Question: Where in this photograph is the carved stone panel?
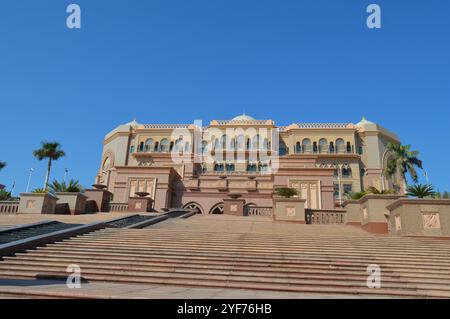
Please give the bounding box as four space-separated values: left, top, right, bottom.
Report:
395 215 402 231
422 212 441 229
286 206 296 217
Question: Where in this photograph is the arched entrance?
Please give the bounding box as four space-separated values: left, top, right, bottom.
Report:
209 203 224 215
183 202 204 214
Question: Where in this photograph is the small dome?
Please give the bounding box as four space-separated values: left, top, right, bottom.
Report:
126 119 139 128
230 114 256 122
356 116 375 127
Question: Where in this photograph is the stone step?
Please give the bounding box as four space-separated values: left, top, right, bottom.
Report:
37 244 450 267
0 268 449 298
82 230 450 247
3 258 450 285
11 253 450 276
58 237 450 258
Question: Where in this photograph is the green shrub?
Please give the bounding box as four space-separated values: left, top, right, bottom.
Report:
275 188 298 198
48 179 83 193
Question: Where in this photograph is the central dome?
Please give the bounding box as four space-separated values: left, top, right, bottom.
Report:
230 114 256 122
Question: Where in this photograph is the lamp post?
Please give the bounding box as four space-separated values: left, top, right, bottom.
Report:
423 169 429 184
63 168 69 183
337 165 343 207
26 168 34 193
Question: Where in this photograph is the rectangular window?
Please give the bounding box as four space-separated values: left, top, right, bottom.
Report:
343 184 353 194
128 179 154 198
333 184 340 197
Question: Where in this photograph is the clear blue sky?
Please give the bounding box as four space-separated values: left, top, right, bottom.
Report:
0 0 449 194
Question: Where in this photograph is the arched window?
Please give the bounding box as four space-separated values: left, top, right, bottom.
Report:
145 138 154 152
160 139 169 152
336 139 345 153
263 138 269 150
102 157 111 172
319 139 328 153
214 162 224 172
209 203 224 215
302 139 311 153
313 142 318 153
279 139 288 155
346 142 352 153
259 161 269 172
138 142 144 152
184 141 190 153
236 135 245 151
129 145 135 154
252 135 262 150
154 142 159 152
174 138 183 152
201 140 208 154
183 202 203 214
329 142 335 153
342 167 352 178
226 163 235 172
169 141 175 152
221 135 228 150
247 162 257 172
295 142 301 154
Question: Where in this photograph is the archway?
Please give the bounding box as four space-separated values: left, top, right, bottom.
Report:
183 202 204 214
209 202 224 215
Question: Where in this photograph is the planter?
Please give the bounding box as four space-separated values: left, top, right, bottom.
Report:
273 197 306 223
358 194 406 234
387 198 450 237
19 193 59 214
84 188 112 213
223 198 246 216
342 200 361 226
128 197 153 213
56 192 88 215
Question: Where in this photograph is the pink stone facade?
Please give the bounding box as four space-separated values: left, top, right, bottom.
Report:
95 115 403 215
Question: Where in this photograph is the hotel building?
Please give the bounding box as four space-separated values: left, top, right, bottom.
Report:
96 114 402 214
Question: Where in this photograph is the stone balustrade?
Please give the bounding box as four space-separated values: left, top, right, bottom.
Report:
0 201 20 214
306 209 347 225
108 203 129 212
246 206 273 217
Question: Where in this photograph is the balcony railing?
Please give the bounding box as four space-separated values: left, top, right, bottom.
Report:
246 206 273 217
305 209 346 225
108 203 129 212
0 201 20 214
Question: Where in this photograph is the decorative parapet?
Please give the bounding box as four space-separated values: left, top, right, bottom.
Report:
108 202 129 212
141 124 191 129
306 209 347 225
0 201 20 214
386 198 450 237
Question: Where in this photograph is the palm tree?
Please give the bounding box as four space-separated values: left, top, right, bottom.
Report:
33 142 66 190
48 179 83 193
384 143 423 193
366 186 397 195
0 162 6 171
406 184 435 198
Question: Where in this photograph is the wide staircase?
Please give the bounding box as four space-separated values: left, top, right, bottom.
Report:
0 215 450 298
